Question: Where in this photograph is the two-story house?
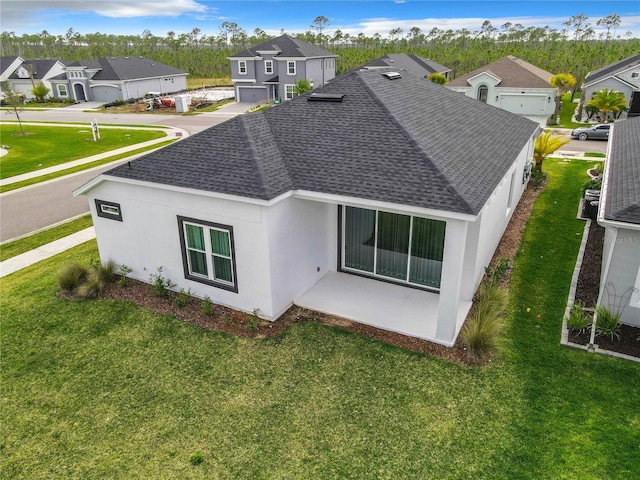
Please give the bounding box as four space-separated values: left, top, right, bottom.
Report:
228 34 337 103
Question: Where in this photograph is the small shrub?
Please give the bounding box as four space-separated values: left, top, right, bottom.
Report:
148 267 175 297
201 296 215 315
246 309 260 333
460 284 508 360
594 305 621 340
95 260 117 283
175 288 191 308
57 262 88 292
595 161 605 175
118 264 132 286
530 169 547 188
565 302 590 334
224 316 234 325
76 274 106 298
582 178 602 194
189 453 204 465
485 257 510 287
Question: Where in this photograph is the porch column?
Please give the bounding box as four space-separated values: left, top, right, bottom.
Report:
435 219 468 345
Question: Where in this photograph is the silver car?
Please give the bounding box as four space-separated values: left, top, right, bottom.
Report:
571 124 610 141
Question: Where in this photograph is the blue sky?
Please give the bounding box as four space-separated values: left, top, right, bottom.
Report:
2 1 639 38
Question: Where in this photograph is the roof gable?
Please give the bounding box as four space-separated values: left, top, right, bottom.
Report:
585 54 640 86
103 69 538 216
231 34 336 59
602 116 640 225
448 56 554 88
8 59 63 80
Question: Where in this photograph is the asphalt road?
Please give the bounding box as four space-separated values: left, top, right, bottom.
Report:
562 137 608 153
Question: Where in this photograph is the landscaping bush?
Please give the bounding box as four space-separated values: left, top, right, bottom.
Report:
57 262 88 292
148 267 176 297
201 296 215 315
565 302 591 334
582 178 602 194
594 305 621 340
460 284 509 360
95 260 116 283
76 273 106 298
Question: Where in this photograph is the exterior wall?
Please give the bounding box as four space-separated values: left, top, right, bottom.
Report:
305 57 336 88
265 197 336 317
122 76 188 99
584 77 634 107
8 62 65 99
90 84 122 102
86 181 279 319
599 226 640 327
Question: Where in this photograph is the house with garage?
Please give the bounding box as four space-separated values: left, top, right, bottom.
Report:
75 68 539 347
446 55 556 127
7 58 66 99
597 116 640 327
49 56 187 103
228 34 337 103
0 56 24 83
579 54 640 119
363 54 451 81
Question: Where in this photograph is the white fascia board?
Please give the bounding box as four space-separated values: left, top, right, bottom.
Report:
232 79 257 84
584 75 635 90
90 83 121 89
227 55 261 60
118 73 186 82
255 49 280 55
467 71 502 84
277 55 338 61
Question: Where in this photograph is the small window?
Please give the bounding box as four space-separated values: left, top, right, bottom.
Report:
178 216 238 292
265 60 273 74
285 84 297 100
95 200 122 222
632 72 639 78
478 85 488 103
287 61 296 75
238 60 247 75
57 84 67 97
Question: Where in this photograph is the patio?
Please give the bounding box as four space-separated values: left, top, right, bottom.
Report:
295 271 470 346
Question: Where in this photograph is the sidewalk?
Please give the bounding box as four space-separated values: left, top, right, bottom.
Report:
0 123 188 187
0 227 96 278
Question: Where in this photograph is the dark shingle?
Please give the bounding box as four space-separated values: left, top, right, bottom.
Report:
67 57 185 80
8 59 63 79
105 69 539 216
364 54 450 79
603 117 640 225
585 54 640 86
231 34 336 59
448 55 554 88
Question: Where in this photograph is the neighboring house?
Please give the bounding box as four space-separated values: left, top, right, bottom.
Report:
580 54 640 119
227 34 337 102
363 54 451 81
49 56 188 103
74 68 539 347
7 58 66 99
446 55 556 128
0 56 24 83
597 116 640 327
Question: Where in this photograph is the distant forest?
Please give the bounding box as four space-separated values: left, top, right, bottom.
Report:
2 13 638 84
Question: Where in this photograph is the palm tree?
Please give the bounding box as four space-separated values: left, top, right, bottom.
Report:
586 88 627 123
533 131 571 172
549 73 576 123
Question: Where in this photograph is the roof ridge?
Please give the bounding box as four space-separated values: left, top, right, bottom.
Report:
357 71 474 214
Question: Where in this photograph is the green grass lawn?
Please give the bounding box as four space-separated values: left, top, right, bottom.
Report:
0 124 167 179
1 159 638 479
557 93 591 129
0 215 93 262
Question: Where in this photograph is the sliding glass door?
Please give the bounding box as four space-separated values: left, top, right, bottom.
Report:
343 206 445 289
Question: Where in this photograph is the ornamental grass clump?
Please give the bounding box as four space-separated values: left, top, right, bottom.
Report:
594 305 621 340
57 262 88 292
460 283 509 360
565 302 591 334
76 273 106 298
57 259 117 298
95 259 117 283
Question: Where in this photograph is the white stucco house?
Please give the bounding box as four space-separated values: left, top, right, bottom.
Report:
446 55 556 128
75 68 539 347
6 58 66 99
579 54 640 119
49 56 188 103
597 116 640 327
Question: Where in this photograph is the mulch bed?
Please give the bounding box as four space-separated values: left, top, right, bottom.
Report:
568 217 640 358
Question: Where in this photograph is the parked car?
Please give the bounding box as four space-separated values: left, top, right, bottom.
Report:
571 124 611 141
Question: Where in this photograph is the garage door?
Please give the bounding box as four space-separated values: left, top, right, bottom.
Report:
90 86 121 103
500 95 546 114
238 87 267 103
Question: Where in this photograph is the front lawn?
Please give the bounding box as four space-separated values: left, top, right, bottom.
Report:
557 93 591 129
0 124 167 179
1 159 638 479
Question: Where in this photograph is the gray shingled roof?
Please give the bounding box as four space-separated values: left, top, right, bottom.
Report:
8 59 63 80
231 34 336 59
1 56 21 74
364 54 450 79
585 54 640 86
66 57 185 80
603 116 640 225
104 68 539 216
448 55 554 88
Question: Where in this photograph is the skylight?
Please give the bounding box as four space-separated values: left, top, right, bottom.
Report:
308 93 345 102
382 71 402 80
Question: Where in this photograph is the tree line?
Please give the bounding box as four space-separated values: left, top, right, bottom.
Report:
1 13 638 85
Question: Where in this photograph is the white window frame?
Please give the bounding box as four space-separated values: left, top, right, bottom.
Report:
265 60 273 75
178 216 238 293
287 61 296 76
507 170 516 215
238 60 247 75
57 84 68 97
285 84 297 100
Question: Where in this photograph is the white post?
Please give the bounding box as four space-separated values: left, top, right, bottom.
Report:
92 119 100 141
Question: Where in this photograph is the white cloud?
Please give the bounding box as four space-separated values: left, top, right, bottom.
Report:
1 0 208 27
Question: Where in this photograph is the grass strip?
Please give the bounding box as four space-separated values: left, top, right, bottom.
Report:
584 152 606 158
0 139 176 194
1 120 171 128
0 215 93 262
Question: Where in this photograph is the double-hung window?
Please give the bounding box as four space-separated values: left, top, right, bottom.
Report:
287 61 296 75
57 84 68 96
178 216 238 292
265 60 273 75
238 60 247 75
342 206 446 290
285 84 297 100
